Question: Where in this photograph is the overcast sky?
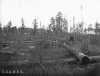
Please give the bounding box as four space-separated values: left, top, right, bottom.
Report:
1 0 100 27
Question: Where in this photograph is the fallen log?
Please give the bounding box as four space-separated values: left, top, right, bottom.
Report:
61 42 90 65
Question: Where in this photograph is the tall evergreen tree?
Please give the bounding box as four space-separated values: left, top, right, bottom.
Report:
62 18 68 32
0 22 2 33
19 18 25 33
48 17 56 31
48 12 68 33
95 22 100 34
7 21 12 30
3 21 12 33
32 18 38 35
21 18 25 28
55 11 63 32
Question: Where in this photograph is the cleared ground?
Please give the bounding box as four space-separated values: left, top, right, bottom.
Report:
0 38 100 76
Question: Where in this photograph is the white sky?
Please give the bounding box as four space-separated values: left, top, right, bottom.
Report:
1 0 100 28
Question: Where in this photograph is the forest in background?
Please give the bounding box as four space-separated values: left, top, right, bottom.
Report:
0 12 100 45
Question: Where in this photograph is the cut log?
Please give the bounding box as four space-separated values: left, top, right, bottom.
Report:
61 43 90 65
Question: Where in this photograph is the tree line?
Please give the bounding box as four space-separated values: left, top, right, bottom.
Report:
0 11 100 42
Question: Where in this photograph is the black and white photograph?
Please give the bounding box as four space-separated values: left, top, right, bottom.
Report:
0 0 100 76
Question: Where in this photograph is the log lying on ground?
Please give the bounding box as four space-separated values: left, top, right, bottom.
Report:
89 56 100 63
61 43 90 65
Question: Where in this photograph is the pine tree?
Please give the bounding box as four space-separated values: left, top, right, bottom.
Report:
48 12 68 33
95 22 100 34
4 21 12 33
55 11 63 32
7 21 12 30
32 18 38 35
19 18 25 33
48 17 56 31
62 18 68 32
0 22 2 33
